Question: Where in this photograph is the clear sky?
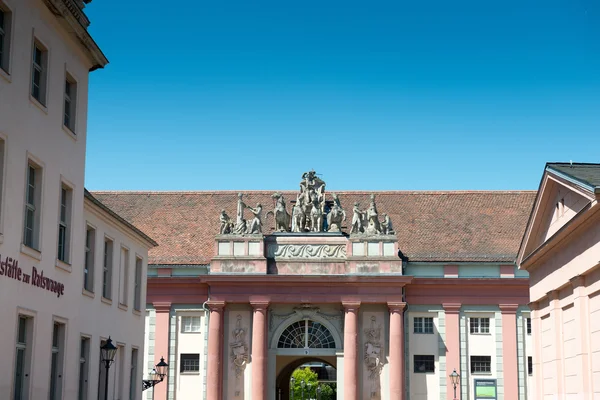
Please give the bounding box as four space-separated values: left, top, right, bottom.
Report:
84 0 600 191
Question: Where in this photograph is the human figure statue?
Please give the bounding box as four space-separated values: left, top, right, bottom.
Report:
351 202 365 234
271 192 291 232
291 197 306 232
246 203 263 234
381 213 395 235
365 194 382 234
219 209 233 234
233 193 247 234
327 193 346 232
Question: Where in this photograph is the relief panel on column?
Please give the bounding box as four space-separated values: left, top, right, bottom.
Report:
227 312 250 400
363 312 386 400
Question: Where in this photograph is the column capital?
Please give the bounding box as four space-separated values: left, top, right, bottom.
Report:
153 302 172 313
206 300 226 311
342 300 361 311
442 303 462 314
388 302 407 313
499 304 519 314
250 300 270 311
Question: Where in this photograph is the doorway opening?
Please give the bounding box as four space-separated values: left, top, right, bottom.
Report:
275 357 337 400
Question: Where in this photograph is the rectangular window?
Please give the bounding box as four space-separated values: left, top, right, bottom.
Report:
57 186 72 263
78 337 90 400
31 41 48 104
526 317 531 335
469 317 490 334
129 348 138 400
49 322 65 400
0 4 11 73
414 317 434 334
134 256 142 311
180 353 200 373
470 356 492 374
527 356 533 375
23 162 42 250
84 226 95 292
181 316 201 333
14 315 33 400
103 238 113 299
414 355 435 373
119 247 129 306
64 76 77 132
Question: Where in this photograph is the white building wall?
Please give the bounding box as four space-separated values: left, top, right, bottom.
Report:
407 310 440 400
174 309 207 400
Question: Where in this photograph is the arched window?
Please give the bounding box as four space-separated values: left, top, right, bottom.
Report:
277 320 336 349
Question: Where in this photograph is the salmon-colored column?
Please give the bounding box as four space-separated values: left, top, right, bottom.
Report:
500 304 519 400
251 301 270 400
153 302 171 400
443 303 461 400
388 302 406 400
343 301 360 400
207 301 225 400
571 276 591 399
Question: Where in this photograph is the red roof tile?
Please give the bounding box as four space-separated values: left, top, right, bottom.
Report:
92 191 536 265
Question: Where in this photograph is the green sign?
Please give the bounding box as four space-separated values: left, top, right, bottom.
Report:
474 379 497 399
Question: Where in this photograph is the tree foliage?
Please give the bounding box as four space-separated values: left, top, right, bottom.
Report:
290 367 336 400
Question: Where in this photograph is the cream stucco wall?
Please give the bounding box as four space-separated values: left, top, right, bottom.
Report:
407 311 440 400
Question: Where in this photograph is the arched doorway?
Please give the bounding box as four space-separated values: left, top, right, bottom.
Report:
275 357 337 400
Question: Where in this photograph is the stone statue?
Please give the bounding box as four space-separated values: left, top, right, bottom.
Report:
230 315 248 378
381 213 395 235
233 193 247 234
294 170 327 232
365 194 382 235
327 193 346 232
271 192 290 232
309 198 323 232
351 202 365 234
219 209 234 234
246 203 263 234
291 196 306 233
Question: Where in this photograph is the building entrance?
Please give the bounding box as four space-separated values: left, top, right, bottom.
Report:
275 357 337 400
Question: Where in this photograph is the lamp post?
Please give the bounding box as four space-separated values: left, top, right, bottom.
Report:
449 369 460 400
142 356 169 397
301 380 305 400
290 377 295 400
100 337 118 400
316 384 322 400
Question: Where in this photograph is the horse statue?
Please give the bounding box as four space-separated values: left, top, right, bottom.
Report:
327 193 346 232
269 192 290 232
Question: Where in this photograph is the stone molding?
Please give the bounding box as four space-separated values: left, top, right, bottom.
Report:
206 301 226 311
266 243 346 259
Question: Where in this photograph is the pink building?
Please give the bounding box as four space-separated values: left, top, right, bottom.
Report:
518 162 600 399
96 172 537 400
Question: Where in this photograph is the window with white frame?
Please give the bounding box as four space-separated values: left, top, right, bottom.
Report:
134 256 142 311
119 246 129 306
180 353 200 373
0 3 11 73
23 162 42 249
84 226 95 292
469 317 490 334
103 238 113 299
414 317 434 334
129 348 138 400
49 322 66 400
31 40 48 104
64 75 77 132
78 337 90 400
14 315 33 400
181 316 201 333
57 185 72 263
470 356 491 374
414 355 435 373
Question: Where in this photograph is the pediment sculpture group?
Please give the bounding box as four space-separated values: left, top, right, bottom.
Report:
219 170 395 236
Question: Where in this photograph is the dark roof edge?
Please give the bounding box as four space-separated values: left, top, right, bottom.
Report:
84 189 158 247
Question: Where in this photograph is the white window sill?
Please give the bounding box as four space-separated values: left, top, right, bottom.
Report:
101 296 113 306
181 331 202 334
413 331 435 335
118 303 128 311
20 244 42 261
470 332 491 336
0 67 11 83
29 95 48 114
132 308 142 316
55 259 72 272
471 372 493 375
82 288 95 299
180 372 200 376
62 125 77 141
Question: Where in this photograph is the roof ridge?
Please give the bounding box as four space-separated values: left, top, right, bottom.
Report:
91 190 537 195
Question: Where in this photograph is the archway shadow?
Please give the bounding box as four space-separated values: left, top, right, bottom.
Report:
275 357 337 400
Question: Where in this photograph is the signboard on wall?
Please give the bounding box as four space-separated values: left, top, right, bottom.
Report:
474 379 497 399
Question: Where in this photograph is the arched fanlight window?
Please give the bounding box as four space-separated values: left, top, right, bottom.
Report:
277 320 336 349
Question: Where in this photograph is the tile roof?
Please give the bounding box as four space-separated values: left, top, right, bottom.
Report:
546 162 600 190
92 191 536 265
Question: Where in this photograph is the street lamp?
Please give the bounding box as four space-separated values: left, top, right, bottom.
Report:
301 380 305 400
100 337 118 400
449 369 460 400
290 377 295 400
143 356 169 398
316 384 322 400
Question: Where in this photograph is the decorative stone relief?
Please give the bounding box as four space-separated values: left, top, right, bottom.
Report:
229 315 248 378
269 304 343 333
267 244 346 259
364 316 384 399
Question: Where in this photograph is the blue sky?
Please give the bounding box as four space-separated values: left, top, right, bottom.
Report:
84 0 600 191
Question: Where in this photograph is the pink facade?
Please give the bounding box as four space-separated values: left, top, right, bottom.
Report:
519 163 600 399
